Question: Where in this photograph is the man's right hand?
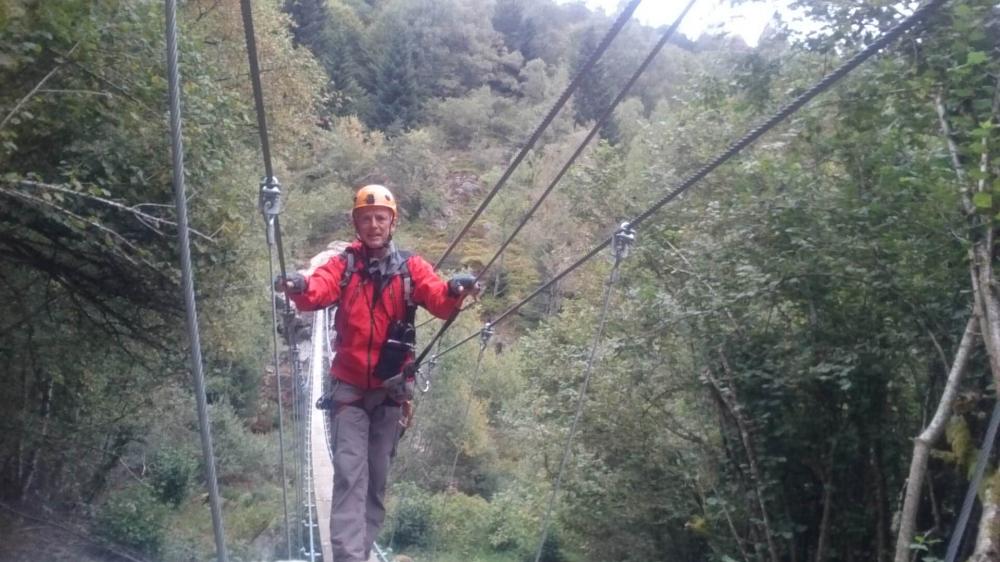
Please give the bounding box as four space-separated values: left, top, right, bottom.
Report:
274 273 307 294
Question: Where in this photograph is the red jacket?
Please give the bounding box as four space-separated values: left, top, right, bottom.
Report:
289 241 461 389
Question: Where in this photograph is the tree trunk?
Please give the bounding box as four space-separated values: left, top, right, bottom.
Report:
19 376 54 498
814 459 834 562
893 317 977 562
873 443 888 562
705 352 781 562
970 474 1000 562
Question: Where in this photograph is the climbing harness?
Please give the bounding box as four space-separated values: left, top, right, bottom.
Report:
532 223 633 562
164 1 228 559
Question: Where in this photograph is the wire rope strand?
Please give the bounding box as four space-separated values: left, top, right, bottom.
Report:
628 0 948 230
445 335 491 488
238 0 303 554
415 1 694 365
532 253 623 562
945 399 1000 562
474 0 696 285
239 0 273 179
267 246 294 559
164 1 228 560
432 0 948 362
433 0 644 270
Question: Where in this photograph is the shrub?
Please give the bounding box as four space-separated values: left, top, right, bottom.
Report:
96 485 168 555
383 482 433 549
150 448 196 507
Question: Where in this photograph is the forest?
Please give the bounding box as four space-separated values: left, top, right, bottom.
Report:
1 0 1000 561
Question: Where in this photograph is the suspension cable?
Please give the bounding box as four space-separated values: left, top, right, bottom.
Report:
431 0 948 362
533 225 633 562
433 0 643 269
266 245 293 557
414 0 695 367
164 1 227 560
445 324 494 487
239 0 301 556
474 0 696 285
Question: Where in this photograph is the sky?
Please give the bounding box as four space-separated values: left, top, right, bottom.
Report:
563 0 812 47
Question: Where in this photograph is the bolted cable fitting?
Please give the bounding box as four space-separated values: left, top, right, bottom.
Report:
259 176 282 216
480 322 494 349
259 176 282 245
613 221 636 262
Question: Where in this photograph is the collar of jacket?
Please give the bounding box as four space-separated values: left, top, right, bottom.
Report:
348 241 406 279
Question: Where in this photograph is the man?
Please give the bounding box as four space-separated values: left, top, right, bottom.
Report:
275 184 478 561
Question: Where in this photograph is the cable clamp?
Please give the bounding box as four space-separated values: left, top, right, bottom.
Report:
613 221 636 261
259 176 282 245
480 322 494 348
259 176 282 217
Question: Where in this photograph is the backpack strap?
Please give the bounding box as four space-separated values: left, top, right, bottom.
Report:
398 252 416 325
338 251 356 296
339 248 415 322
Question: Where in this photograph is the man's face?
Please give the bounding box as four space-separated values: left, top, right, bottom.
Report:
353 206 396 249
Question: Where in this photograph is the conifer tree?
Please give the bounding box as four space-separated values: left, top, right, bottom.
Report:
370 26 420 132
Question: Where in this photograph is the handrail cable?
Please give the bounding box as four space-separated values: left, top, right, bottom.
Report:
433 0 643 270
238 0 299 556
414 0 695 368
944 399 1000 562
474 0 696 286
533 225 633 562
445 325 494 487
265 244 294 556
429 0 948 362
164 1 228 560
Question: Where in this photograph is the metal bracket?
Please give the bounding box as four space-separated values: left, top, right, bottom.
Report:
613 221 636 262
259 176 281 245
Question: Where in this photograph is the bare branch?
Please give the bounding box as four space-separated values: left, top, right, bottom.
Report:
934 90 974 215
8 179 215 242
0 42 81 132
893 316 977 562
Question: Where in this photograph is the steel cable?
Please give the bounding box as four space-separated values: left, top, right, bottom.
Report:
266 245 293 558
414 0 695 367
238 0 303 555
431 0 948 362
433 0 644 270
164 1 228 560
532 242 625 562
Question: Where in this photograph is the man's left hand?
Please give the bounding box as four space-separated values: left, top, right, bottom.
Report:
448 273 482 299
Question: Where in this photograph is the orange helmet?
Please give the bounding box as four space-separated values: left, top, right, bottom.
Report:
353 184 397 218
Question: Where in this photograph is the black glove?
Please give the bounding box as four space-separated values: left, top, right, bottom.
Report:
448 273 480 297
274 272 307 294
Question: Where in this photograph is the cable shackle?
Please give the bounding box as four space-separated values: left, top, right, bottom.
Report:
260 176 282 216
479 322 494 349
259 176 282 245
613 222 635 262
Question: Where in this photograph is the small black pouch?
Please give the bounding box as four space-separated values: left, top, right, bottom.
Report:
373 319 415 380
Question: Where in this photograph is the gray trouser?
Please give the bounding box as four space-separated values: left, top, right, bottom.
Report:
329 381 402 562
